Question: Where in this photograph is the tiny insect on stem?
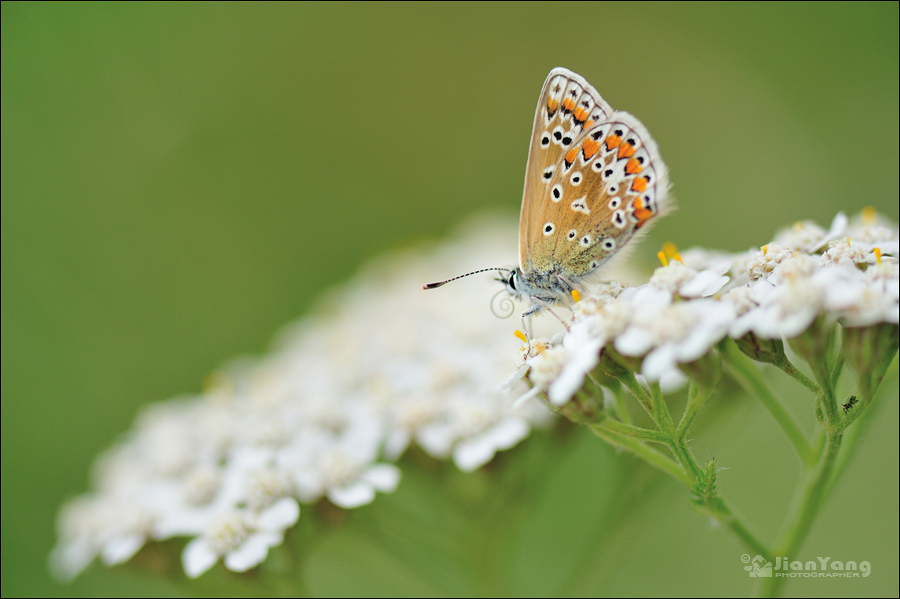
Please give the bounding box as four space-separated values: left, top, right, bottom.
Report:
842 395 858 413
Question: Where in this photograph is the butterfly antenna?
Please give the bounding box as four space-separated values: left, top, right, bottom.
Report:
423 267 511 290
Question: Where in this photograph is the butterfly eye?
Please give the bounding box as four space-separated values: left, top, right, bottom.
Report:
507 273 517 290
543 222 555 236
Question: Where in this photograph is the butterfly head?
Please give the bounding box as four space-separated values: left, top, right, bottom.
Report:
500 269 520 296
499 266 578 316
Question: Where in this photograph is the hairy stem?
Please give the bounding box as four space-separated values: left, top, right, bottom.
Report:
676 381 703 436
600 418 670 444
590 422 690 485
649 382 675 431
699 496 773 565
773 357 820 393
600 353 654 417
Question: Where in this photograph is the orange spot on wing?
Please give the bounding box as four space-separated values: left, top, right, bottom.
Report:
547 98 559 113
573 107 588 122
605 134 622 150
633 197 644 210
582 139 600 159
617 143 636 159
565 148 578 164
582 120 594 130
625 158 642 174
563 97 576 112
631 177 648 192
635 207 653 222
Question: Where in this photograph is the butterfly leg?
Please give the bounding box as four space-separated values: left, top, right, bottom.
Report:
526 297 571 332
517 315 534 354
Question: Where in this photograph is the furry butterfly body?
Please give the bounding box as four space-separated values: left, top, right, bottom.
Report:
506 67 670 315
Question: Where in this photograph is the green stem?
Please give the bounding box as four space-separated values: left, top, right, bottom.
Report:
590 422 690 485
617 371 653 417
759 431 843 598
773 357 820 393
667 439 702 480
827 417 862 497
646 382 702 478
815 366 839 427
649 382 674 431
600 354 654 417
725 511 774 565
830 354 844 389
799 329 841 429
810 428 825 460
671 381 716 480
842 352 898 428
598 360 775 580
704 498 774 565
831 356 898 488
676 380 703 436
599 418 670 444
607 381 633 425
720 339 813 466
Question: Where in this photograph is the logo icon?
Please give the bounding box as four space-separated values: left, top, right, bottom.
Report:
742 554 773 577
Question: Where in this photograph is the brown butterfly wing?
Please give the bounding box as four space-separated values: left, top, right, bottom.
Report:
541 113 670 278
519 68 614 271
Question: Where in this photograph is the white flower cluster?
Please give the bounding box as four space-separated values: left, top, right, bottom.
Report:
51 217 549 582
521 211 899 405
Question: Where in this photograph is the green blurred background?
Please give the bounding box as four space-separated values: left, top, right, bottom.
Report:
3 2 898 596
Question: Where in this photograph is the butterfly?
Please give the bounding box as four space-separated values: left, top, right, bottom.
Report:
426 67 670 318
